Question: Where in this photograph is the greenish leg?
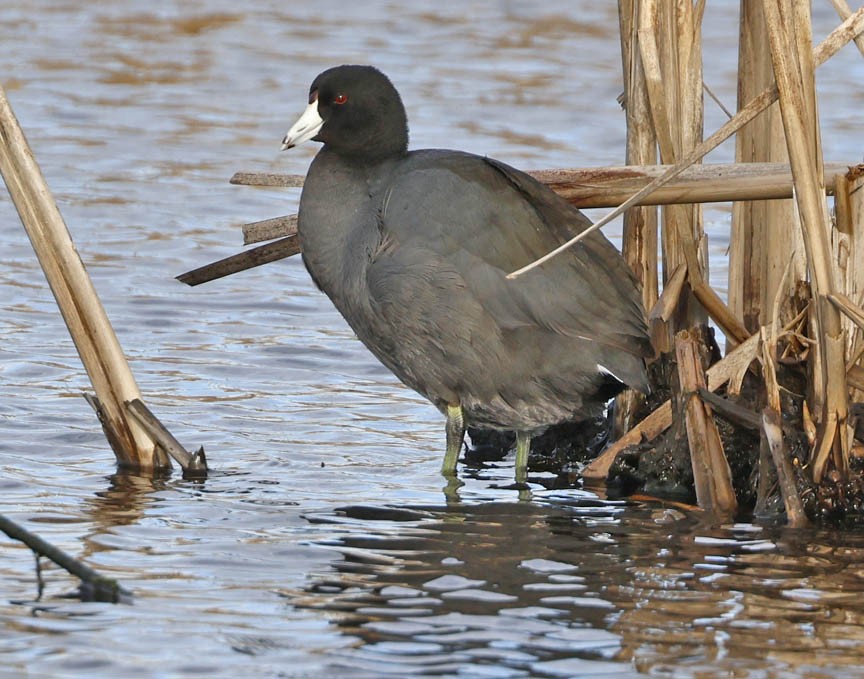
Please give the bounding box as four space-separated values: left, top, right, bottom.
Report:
442 404 465 476
515 431 531 485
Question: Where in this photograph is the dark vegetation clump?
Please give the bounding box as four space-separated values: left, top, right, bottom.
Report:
472 324 864 525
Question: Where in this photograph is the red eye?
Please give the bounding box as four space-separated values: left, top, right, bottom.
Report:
333 93 348 105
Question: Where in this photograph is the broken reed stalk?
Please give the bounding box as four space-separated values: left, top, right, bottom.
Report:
760 268 809 526
761 407 808 526
243 215 298 245
126 399 207 476
0 84 167 470
647 262 686 349
505 5 864 280
648 256 749 353
177 234 300 286
762 0 849 482
676 329 737 516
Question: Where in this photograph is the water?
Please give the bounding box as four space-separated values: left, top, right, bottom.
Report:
1 1 863 676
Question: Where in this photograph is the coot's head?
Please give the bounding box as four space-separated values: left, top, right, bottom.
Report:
281 65 409 161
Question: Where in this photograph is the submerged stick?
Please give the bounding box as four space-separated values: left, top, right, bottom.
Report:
0 513 131 603
0 84 166 469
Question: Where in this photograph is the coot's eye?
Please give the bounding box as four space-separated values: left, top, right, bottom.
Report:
333 93 348 105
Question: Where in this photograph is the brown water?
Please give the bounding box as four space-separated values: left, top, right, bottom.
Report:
2 2 864 677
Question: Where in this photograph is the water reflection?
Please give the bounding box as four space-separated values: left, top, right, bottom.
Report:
85 471 174 530
291 498 864 676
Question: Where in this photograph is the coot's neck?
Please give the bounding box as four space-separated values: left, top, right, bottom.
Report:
319 137 408 166
297 148 402 315
313 145 406 180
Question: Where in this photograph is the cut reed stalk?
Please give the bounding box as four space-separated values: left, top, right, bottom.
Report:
676 328 737 516
0 84 167 470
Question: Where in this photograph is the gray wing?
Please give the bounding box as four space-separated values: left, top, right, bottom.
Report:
367 152 649 360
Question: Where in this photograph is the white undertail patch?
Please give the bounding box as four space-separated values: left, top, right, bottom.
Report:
597 364 625 384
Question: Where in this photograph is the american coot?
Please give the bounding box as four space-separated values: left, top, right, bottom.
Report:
282 65 651 483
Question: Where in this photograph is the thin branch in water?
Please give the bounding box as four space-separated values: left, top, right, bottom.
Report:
0 513 132 603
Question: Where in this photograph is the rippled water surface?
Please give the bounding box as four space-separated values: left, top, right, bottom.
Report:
2 2 864 677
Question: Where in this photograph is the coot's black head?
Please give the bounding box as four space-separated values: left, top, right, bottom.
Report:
281 65 409 161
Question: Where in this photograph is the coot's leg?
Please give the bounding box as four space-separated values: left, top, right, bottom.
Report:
514 431 531 484
442 404 465 475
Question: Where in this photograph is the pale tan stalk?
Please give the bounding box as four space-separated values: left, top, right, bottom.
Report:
0 84 165 468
